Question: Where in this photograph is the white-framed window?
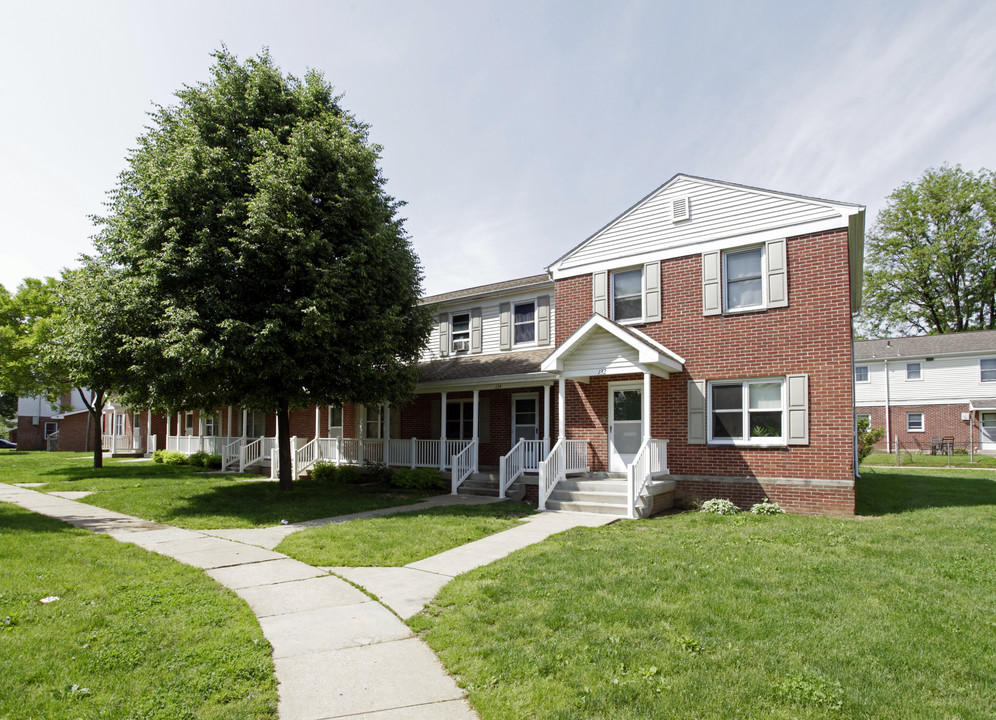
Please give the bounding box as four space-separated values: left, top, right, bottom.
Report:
854 365 869 383
906 362 922 381
723 245 764 312
364 405 384 439
708 378 785 445
115 413 126 436
981 358 996 382
907 412 924 432
856 413 872 427
203 413 219 436
513 302 536 345
446 400 475 440
44 421 57 439
185 411 194 435
451 312 470 353
611 268 643 322
245 411 266 438
328 404 343 437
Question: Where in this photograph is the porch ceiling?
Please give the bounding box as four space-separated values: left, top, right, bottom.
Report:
541 314 685 380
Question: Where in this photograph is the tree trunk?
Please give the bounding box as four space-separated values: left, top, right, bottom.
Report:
277 400 293 491
90 389 105 469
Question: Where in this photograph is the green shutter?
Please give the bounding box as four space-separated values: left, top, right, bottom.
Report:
499 303 511 350
766 239 788 308
438 313 449 356
430 398 441 440
593 271 608 317
786 374 809 445
644 261 661 323
687 380 706 444
470 307 483 353
702 252 721 316
537 295 551 345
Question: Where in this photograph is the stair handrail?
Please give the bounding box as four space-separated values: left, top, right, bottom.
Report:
294 437 319 479
240 436 265 472
627 438 669 519
538 438 566 510
450 439 478 495
222 436 244 471
498 438 526 499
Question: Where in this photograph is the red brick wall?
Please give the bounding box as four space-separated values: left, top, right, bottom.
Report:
16 416 51 450
671 475 855 516
857 403 979 451
58 413 92 452
555 228 856 513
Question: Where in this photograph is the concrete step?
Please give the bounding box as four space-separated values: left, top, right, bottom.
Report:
555 478 628 493
548 489 628 506
544 499 630 516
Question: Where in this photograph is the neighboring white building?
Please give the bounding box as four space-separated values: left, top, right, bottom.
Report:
854 330 996 452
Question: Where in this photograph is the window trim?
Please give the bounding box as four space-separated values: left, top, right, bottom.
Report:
445 399 476 441
906 362 922 381
906 412 924 433
854 365 869 383
510 392 539 440
610 267 644 324
450 312 471 354
328 404 344 436
856 413 872 427
981 358 996 382
44 421 57 439
706 377 786 446
203 413 219 437
722 245 766 313
512 301 537 346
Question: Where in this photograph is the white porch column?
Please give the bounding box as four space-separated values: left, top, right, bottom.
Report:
384 403 391 466
472 389 480 472
643 372 652 441
315 405 321 439
198 414 205 451
176 412 181 437
558 377 566 441
970 408 975 463
166 413 171 446
439 392 448 471
241 408 247 439
358 406 366 465
543 384 551 455
227 406 233 441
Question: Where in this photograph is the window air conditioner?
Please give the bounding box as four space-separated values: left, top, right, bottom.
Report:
452 339 470 352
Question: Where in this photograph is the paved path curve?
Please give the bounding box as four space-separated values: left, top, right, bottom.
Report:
0 482 614 719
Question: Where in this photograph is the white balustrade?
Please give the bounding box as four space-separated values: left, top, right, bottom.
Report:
626 438 669 519
450 440 478 494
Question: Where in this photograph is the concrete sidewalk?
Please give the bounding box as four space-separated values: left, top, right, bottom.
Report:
0 482 615 719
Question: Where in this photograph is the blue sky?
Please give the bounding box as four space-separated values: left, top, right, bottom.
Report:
1 0 994 296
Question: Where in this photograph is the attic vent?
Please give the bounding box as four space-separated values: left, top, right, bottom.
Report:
672 196 691 223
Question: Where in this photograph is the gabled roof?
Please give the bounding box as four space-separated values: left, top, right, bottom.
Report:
855 330 996 360
421 274 552 307
547 173 864 278
541 314 685 378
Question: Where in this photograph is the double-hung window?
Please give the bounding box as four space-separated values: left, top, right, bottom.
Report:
245 411 266 438
513 302 535 345
709 379 784 444
906 362 922 381
724 246 764 311
364 405 384 439
328 404 343 437
981 358 996 382
907 412 924 432
854 365 869 383
446 400 475 440
612 268 643 322
203 413 219 436
451 313 470 353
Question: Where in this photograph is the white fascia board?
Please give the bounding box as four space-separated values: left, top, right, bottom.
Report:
858 398 984 408
416 373 556 394
857 349 996 362
550 215 857 280
541 315 684 374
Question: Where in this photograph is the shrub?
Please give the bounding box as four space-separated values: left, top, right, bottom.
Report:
188 451 210 467
364 461 393 484
391 467 444 490
857 417 885 462
311 462 364 484
204 453 222 470
750 499 785 515
699 498 740 515
153 450 189 465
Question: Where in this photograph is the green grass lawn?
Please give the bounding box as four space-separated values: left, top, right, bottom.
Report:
0 502 277 719
0 450 433 529
410 466 996 719
276 501 536 566
862 450 996 468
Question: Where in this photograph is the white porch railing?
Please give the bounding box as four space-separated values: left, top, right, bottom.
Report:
627 438 669 519
450 440 478 495
102 434 144 453
498 439 546 498
240 436 276 471
537 439 588 510
222 437 244 470
165 435 239 455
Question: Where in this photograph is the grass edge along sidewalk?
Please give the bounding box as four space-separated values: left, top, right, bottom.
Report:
409 465 996 720
0 501 278 720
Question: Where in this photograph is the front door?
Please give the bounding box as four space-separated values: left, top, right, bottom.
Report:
982 413 996 450
512 395 539 467
609 384 643 472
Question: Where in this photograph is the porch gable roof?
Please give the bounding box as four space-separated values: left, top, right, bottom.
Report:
541 315 685 379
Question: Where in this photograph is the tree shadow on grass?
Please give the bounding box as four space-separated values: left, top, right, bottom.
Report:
856 468 996 515
0 503 79 535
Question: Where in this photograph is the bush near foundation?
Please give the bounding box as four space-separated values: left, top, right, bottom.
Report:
152 449 188 465
391 468 444 490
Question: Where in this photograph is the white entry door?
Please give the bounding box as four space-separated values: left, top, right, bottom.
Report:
982 413 996 450
609 384 643 473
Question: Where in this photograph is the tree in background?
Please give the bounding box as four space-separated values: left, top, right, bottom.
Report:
0 279 66 403
94 49 432 489
860 165 996 337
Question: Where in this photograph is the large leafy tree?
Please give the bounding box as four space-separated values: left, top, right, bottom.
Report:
95 49 432 489
860 165 996 336
0 278 66 402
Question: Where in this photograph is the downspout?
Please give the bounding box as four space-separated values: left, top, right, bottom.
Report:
883 358 891 453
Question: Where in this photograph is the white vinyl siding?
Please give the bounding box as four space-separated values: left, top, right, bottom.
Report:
420 289 556 361
559 328 642 378
556 176 842 273
855 354 996 407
